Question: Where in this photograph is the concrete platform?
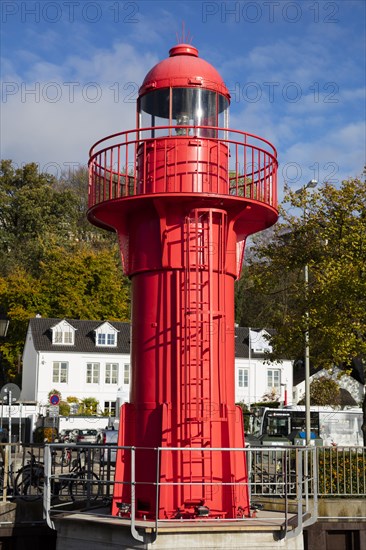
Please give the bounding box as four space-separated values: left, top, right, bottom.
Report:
53 510 305 549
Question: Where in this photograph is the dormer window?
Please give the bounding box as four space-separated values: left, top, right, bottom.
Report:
95 322 118 348
97 333 116 346
97 333 106 346
54 329 73 344
51 320 75 346
249 329 272 354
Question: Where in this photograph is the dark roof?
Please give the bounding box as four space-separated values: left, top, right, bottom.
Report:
28 319 276 359
235 326 249 358
349 357 365 384
339 388 358 407
28 318 130 354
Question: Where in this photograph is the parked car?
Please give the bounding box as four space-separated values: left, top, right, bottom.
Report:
59 429 77 443
75 429 99 444
98 428 118 465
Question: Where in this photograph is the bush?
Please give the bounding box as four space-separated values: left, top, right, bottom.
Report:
33 426 58 443
317 448 365 495
59 400 70 416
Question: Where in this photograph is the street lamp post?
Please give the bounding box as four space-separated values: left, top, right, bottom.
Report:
0 314 10 429
295 180 317 445
0 314 10 383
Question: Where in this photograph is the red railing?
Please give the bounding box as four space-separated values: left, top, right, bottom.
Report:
88 126 278 210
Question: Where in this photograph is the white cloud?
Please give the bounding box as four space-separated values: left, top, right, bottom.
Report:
1 41 158 168
281 121 365 186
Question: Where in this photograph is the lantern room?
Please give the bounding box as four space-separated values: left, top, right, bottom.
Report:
135 43 233 195
138 44 229 137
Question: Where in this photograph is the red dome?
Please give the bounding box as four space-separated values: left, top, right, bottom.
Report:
139 43 230 100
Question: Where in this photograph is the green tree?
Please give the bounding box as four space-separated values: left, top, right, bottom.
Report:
0 161 79 276
238 175 366 442
67 396 79 404
301 377 341 407
56 166 115 246
0 246 130 379
59 401 70 416
36 245 131 320
80 397 99 415
242 177 366 368
0 160 132 381
235 227 286 328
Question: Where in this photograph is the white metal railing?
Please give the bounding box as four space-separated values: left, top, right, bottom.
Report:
2 444 364 541
42 444 319 542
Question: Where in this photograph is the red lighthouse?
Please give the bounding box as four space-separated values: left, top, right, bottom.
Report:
88 43 278 520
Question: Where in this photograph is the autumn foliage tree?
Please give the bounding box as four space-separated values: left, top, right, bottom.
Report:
244 176 366 368
0 161 130 381
306 377 341 407
235 175 366 442
0 161 78 275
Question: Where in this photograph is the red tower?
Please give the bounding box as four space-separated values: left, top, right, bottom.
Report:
88 43 278 520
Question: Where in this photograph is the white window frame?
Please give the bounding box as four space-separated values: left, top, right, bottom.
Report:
238 368 249 388
97 333 106 346
267 369 281 388
86 363 100 384
123 364 130 385
52 327 74 345
96 332 116 347
53 362 68 383
107 333 116 346
95 322 118 348
105 363 118 384
54 330 62 344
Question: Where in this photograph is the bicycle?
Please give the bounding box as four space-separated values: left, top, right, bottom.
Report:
14 451 45 500
58 446 72 466
252 458 296 498
269 461 297 497
53 448 100 502
0 461 16 499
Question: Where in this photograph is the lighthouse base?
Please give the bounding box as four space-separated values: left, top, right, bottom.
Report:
112 403 250 519
53 513 304 550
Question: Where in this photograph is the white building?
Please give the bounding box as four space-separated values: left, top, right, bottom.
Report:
234 327 293 406
21 318 131 416
21 318 294 413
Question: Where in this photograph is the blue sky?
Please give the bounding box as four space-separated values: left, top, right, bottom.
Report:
1 0 365 194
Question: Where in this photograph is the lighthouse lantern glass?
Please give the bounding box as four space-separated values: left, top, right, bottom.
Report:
139 88 229 138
